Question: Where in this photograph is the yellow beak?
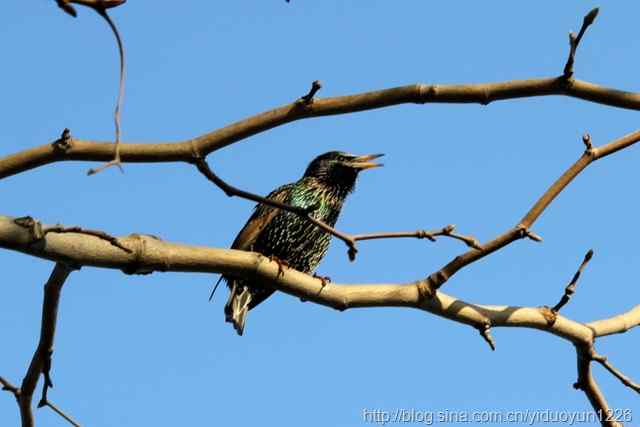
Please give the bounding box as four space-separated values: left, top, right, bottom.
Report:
349 153 384 170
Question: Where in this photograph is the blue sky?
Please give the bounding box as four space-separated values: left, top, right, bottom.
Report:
1 1 639 426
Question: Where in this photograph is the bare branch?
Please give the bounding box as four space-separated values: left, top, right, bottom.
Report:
3 214 640 420
13 216 132 254
193 157 309 214
418 129 640 295
3 8 639 421
0 214 624 345
85 4 126 175
193 155 357 260
588 305 640 338
574 347 622 427
2 373 80 427
4 79 640 180
22 263 76 426
0 264 77 427
40 400 81 427
55 0 127 175
563 8 599 78
43 226 133 254
351 225 482 250
1 213 634 350
0 376 19 399
192 156 358 254
551 249 594 313
592 353 640 394
194 157 473 260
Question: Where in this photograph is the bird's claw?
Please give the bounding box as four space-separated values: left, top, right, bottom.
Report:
269 255 289 277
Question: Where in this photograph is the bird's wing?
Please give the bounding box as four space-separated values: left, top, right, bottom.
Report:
220 184 295 328
230 183 294 251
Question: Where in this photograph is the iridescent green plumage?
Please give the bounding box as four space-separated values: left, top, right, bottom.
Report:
223 151 382 335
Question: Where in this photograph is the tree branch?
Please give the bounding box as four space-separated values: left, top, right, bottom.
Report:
55 0 127 175
0 376 20 400
588 305 640 338
4 77 640 180
194 157 477 260
13 216 132 254
575 346 622 427
563 8 599 78
2 215 638 344
0 264 77 427
551 249 594 313
85 4 126 175
351 224 482 250
3 215 640 423
3 8 639 423
418 129 640 296
592 353 640 394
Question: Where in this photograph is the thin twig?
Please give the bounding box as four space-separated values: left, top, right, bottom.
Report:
5 79 640 180
0 376 19 399
592 353 640 394
419 129 640 295
193 156 311 215
0 264 77 427
194 157 477 260
54 0 126 174
351 225 482 250
563 8 599 78
40 400 82 427
552 249 594 313
13 216 132 253
193 156 360 259
574 347 621 427
67 2 126 176
44 226 133 253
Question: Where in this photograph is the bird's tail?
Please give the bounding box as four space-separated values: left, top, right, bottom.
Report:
224 280 252 336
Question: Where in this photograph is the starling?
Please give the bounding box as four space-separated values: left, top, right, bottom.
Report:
222 151 383 335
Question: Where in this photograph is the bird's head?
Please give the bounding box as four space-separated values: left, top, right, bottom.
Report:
303 151 383 194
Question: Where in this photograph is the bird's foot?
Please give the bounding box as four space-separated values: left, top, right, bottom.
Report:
269 255 290 278
313 273 331 288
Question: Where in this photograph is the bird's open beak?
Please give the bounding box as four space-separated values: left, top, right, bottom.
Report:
349 153 384 170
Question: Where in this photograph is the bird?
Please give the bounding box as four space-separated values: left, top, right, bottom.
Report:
220 151 383 335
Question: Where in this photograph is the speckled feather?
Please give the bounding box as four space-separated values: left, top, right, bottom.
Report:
225 178 346 310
